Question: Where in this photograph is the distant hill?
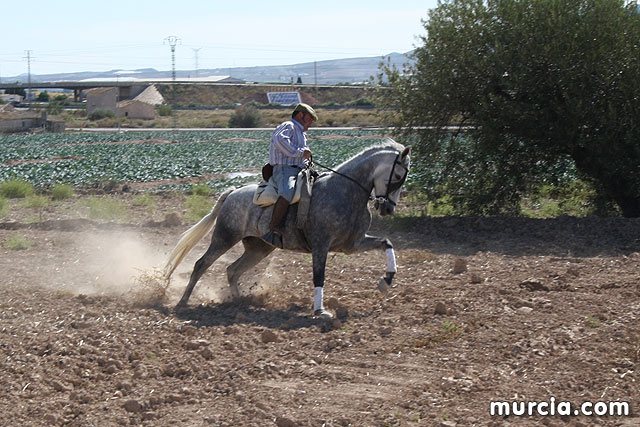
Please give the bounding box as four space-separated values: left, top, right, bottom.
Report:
213 52 413 85
4 52 413 85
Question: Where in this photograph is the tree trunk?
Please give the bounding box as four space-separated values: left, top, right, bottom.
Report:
572 149 640 218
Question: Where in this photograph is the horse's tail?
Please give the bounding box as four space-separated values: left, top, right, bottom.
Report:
163 188 234 280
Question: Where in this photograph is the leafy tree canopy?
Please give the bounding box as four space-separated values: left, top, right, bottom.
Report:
5 85 26 97
379 0 640 216
36 91 50 102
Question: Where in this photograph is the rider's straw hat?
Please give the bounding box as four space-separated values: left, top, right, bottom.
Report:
293 103 318 121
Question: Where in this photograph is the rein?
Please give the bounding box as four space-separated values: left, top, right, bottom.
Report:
312 158 374 200
312 152 408 205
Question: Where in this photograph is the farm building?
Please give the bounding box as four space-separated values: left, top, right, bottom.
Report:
46 119 66 133
86 84 163 119
0 104 46 133
117 99 155 120
132 84 164 106
86 87 118 114
0 93 24 105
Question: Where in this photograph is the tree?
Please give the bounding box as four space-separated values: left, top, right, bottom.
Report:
36 91 50 102
5 85 26 97
379 0 640 216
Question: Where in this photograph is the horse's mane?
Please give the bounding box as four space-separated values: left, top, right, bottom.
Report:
335 138 405 170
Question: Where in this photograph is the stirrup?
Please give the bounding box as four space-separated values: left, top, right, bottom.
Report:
262 230 283 249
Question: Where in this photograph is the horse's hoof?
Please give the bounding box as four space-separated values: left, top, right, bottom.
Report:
314 309 333 319
378 277 390 293
175 302 184 309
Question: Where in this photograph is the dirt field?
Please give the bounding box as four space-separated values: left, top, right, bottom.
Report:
1 193 639 426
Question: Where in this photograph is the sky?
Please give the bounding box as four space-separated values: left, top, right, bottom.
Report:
0 0 438 79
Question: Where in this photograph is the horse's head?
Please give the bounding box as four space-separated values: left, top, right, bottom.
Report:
372 145 411 216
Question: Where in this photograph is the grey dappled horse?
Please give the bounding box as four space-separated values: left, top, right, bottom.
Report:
164 139 411 316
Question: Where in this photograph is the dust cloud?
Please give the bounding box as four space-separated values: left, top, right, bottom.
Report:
165 248 277 305
43 230 277 306
51 231 169 298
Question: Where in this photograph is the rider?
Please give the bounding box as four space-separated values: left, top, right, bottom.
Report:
262 103 317 248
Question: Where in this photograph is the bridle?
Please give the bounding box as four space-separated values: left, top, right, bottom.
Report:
312 152 409 207
374 153 409 207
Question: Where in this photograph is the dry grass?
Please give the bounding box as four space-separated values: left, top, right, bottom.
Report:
157 84 369 106
51 108 384 129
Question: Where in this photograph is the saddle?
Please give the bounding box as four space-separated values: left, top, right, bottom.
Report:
253 164 317 228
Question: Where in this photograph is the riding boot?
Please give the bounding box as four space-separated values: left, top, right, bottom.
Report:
262 196 289 248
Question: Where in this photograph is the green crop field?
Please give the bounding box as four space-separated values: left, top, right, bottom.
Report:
0 130 394 192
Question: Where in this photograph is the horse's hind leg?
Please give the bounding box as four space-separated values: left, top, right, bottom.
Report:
226 237 275 298
176 237 236 308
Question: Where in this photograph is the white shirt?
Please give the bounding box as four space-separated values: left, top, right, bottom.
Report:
269 118 308 167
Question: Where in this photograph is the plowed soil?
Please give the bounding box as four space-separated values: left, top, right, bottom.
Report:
1 193 639 426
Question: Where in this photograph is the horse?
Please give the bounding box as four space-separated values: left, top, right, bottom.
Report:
163 138 411 317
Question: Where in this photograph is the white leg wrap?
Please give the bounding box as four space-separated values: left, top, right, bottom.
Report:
313 287 324 311
386 248 397 273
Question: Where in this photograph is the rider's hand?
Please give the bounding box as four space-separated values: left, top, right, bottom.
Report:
302 149 312 160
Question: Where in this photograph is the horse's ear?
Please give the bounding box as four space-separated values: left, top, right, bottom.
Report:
401 146 411 158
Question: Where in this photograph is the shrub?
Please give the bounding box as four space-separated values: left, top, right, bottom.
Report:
522 180 598 218
185 195 211 222
132 193 156 208
88 109 116 121
132 193 157 216
157 104 173 116
191 183 211 196
4 234 32 251
46 103 63 115
442 319 462 334
585 315 601 328
228 105 263 128
93 179 121 193
427 195 456 217
0 180 35 199
346 97 375 107
25 194 49 208
25 194 49 221
51 184 74 201
81 196 128 221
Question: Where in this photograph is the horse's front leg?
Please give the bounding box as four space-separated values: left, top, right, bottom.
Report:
344 234 397 293
311 243 332 318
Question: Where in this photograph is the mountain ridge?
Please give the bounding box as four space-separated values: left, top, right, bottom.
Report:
4 51 413 85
